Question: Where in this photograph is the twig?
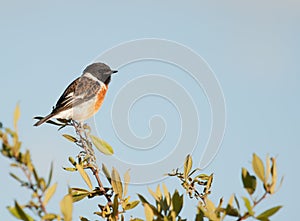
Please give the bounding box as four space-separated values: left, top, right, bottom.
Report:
236 192 268 221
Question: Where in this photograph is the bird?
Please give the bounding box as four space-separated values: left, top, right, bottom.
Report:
34 62 117 126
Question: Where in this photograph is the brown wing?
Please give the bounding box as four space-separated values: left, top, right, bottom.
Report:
51 76 101 114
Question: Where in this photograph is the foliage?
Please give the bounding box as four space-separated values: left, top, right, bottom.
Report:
0 105 283 221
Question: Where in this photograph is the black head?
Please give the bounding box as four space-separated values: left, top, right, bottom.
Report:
83 62 117 85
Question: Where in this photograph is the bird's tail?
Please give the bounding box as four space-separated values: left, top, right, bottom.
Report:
33 113 55 126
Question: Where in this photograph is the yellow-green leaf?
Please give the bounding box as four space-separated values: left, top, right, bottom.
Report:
242 197 254 216
7 206 23 220
270 157 277 194
62 134 78 143
144 203 154 221
183 154 192 180
256 206 282 220
123 169 130 197
60 194 73 221
162 183 170 206
42 213 57 220
124 200 140 210
148 187 159 202
76 164 93 190
70 188 90 203
63 167 77 172
13 201 34 221
241 168 257 195
172 190 183 216
111 167 123 199
14 103 21 131
90 135 114 155
102 163 111 183
44 183 57 206
252 153 265 182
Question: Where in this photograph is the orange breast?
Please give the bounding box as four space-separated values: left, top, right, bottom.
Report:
94 85 108 112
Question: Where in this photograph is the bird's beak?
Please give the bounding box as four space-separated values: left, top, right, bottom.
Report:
111 70 118 74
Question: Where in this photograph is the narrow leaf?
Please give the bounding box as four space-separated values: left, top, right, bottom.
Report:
63 167 77 172
14 201 34 221
90 135 114 155
242 197 254 216
252 153 265 182
111 167 123 199
183 154 192 180
270 157 277 194
70 188 90 203
102 163 111 183
42 213 57 220
256 206 282 220
9 173 24 184
76 164 93 190
62 134 78 143
112 194 119 217
47 161 53 188
60 194 73 221
123 169 130 197
124 200 140 210
162 183 170 206
14 103 21 131
43 183 58 206
144 203 154 221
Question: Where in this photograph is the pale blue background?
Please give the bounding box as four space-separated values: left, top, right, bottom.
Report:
1 0 299 220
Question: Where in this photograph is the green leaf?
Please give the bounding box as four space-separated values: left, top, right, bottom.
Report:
13 201 34 221
9 173 24 184
172 190 183 216
112 194 119 217
47 162 53 188
183 154 192 180
62 134 78 143
43 183 57 206
111 167 123 199
137 194 151 205
14 103 21 131
90 135 114 155
7 206 31 221
234 195 240 211
144 203 154 221
102 163 111 183
162 183 170 207
256 206 282 220
76 164 93 190
241 168 257 195
242 197 254 216
252 153 265 182
70 188 90 203
60 194 73 221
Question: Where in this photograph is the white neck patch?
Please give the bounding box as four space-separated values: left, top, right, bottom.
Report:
83 72 100 82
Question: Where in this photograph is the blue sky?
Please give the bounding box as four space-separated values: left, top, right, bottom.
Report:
0 0 299 220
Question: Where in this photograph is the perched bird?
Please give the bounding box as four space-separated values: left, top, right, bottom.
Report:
34 62 117 126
